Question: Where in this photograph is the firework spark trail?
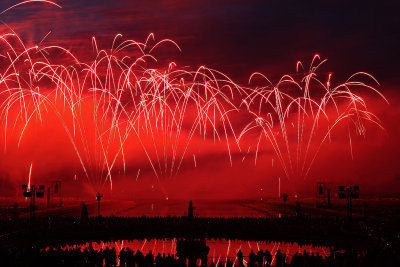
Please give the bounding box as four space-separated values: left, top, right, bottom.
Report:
225 239 231 267
124 62 243 179
0 14 386 195
0 28 246 194
239 55 387 189
0 0 62 16
27 162 32 189
0 33 131 192
232 245 241 267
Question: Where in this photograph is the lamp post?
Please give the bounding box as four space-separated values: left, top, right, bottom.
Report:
96 193 103 216
282 193 288 216
338 185 359 220
22 184 45 221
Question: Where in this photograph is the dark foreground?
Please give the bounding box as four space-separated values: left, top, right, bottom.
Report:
1 197 399 266
2 244 397 267
0 216 386 248
0 214 399 266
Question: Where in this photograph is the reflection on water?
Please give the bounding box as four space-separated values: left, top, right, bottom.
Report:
63 239 330 265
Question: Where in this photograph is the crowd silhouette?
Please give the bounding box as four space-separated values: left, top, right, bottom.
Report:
1 200 399 266
0 215 376 248
1 244 399 267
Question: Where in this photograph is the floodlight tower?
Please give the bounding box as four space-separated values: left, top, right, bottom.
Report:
338 185 359 220
22 184 45 220
316 182 331 207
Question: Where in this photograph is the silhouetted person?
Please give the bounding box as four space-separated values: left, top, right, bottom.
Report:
126 248 135 267
155 252 162 266
119 248 127 267
200 245 210 266
249 250 256 267
110 247 117 266
264 249 272 266
257 249 264 267
237 249 244 267
275 249 283 267
104 247 111 267
145 250 154 266
97 248 105 267
135 250 144 267
81 202 88 221
226 258 233 267
188 200 194 219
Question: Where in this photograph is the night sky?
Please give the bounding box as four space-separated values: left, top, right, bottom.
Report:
0 0 399 199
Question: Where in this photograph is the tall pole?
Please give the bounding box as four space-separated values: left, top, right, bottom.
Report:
347 188 352 220
98 199 100 216
30 188 34 220
22 184 45 224
278 177 281 198
338 185 359 222
96 193 102 217
282 193 288 216
30 185 37 221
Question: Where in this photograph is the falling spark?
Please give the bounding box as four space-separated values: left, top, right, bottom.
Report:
28 163 33 190
349 130 354 160
225 239 231 267
136 169 141 181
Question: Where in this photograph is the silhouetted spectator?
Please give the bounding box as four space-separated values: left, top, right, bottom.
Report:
257 249 264 267
234 249 242 267
145 250 154 266
226 258 233 267
81 202 88 221
249 250 256 267
275 249 283 267
119 248 126 267
135 249 144 267
264 249 272 266
126 248 135 267
155 252 162 266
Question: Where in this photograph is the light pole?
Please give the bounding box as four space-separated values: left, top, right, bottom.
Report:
96 193 103 216
22 184 45 220
282 193 288 216
338 185 359 220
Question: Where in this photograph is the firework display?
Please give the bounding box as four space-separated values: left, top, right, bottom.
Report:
0 32 385 192
0 1 386 194
239 55 386 183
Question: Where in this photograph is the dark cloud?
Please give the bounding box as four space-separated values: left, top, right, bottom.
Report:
1 0 398 83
